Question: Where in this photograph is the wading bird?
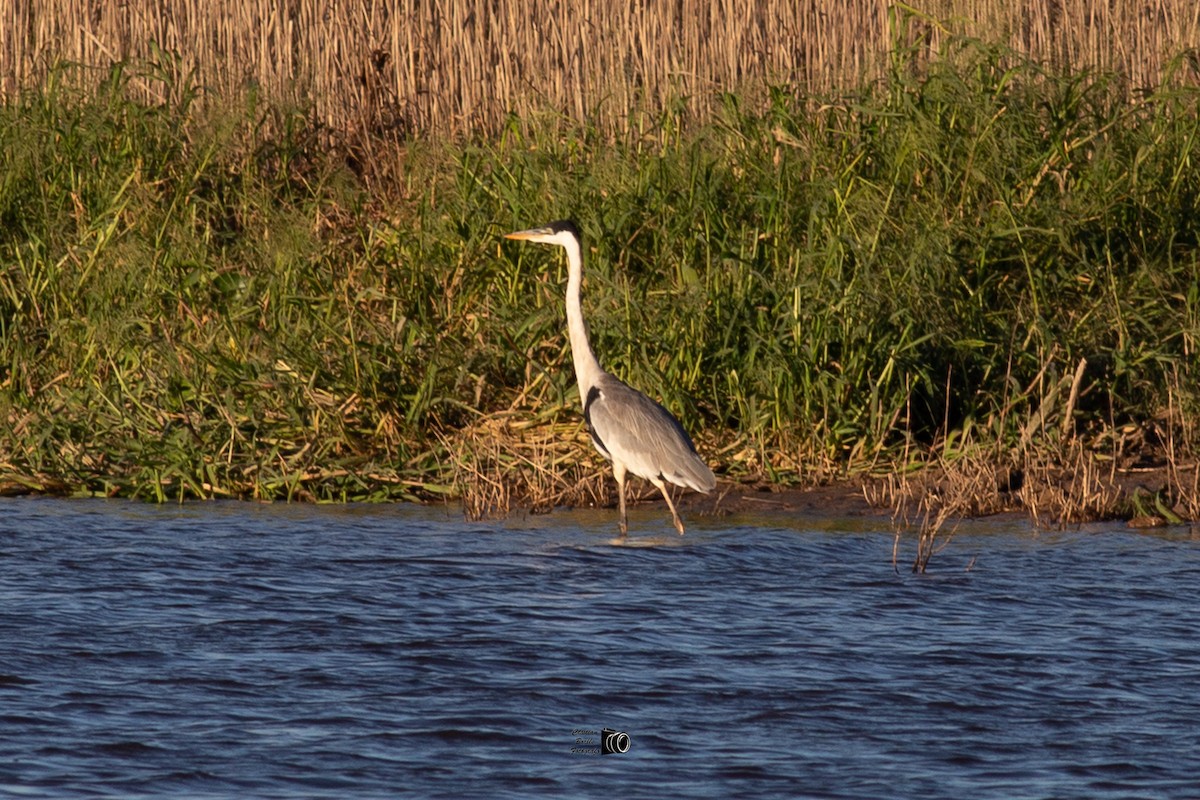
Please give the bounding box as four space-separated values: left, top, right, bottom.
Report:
504 220 716 535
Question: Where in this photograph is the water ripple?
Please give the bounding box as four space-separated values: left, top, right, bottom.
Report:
3 499 1200 797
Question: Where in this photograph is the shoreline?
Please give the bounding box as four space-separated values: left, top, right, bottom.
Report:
1 461 1193 535
3 433 1194 525
660 456 1196 530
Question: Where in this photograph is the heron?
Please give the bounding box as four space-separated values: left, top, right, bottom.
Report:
504 220 716 535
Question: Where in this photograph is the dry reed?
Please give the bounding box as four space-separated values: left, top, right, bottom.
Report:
3 1 1197 139
440 411 611 520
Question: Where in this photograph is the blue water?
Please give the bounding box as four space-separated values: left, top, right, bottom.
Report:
2 497 1200 798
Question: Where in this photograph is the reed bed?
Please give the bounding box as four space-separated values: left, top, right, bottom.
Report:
2 1 1197 140
1 23 1199 542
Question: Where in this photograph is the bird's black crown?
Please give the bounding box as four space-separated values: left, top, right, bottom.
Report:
546 220 581 237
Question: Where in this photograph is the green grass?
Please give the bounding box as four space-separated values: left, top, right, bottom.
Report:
2 38 1198 503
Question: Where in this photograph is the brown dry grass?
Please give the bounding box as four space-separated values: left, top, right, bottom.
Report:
870 423 1200 571
866 358 1200 570
3 1 1197 140
440 411 611 520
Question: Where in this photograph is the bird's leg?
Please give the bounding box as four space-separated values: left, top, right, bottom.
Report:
651 477 686 535
613 461 628 536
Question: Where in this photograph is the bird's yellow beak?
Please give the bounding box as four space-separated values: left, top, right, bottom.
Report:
504 226 554 241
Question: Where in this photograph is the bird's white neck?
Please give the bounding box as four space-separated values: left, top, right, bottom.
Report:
563 234 604 404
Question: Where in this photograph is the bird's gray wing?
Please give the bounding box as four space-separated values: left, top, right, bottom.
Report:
584 373 716 493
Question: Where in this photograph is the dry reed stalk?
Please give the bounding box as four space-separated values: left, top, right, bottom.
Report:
1163 374 1200 520
886 472 955 573
442 412 610 520
881 450 1015 571
1017 443 1124 528
2 1 1196 138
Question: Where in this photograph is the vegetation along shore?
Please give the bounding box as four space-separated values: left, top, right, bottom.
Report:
1 6 1198 553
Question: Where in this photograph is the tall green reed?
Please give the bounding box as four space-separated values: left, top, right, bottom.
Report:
0 60 426 499
1 35 1198 501
467 36 1200 480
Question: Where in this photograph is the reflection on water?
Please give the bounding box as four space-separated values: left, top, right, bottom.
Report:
2 498 1200 798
